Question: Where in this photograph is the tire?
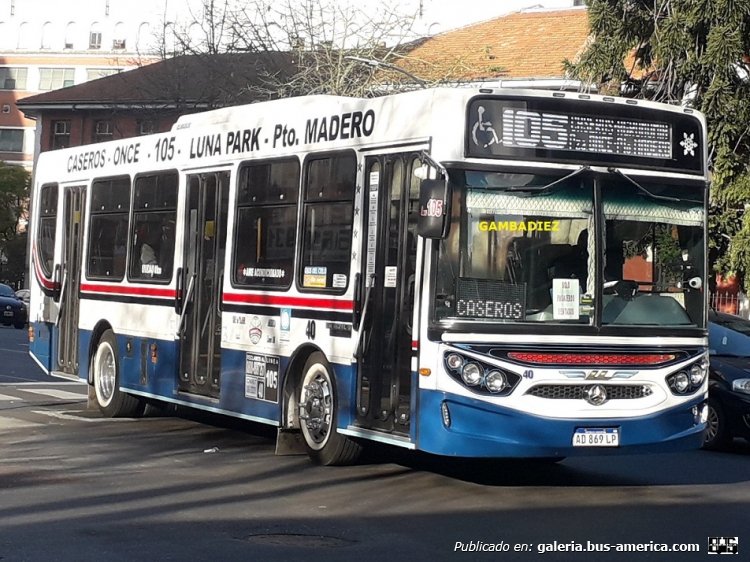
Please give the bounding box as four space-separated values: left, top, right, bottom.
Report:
13 322 24 330
298 352 362 466
92 330 145 418
703 397 732 450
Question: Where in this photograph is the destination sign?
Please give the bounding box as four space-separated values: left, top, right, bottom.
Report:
466 97 704 174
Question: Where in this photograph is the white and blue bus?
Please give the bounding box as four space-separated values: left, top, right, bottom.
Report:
28 87 709 464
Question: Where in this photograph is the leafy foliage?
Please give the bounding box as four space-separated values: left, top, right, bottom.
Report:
565 0 750 288
0 163 30 287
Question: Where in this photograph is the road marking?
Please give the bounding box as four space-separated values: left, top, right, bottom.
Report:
8 381 85 386
0 393 21 401
21 389 87 401
0 417 44 429
31 410 128 423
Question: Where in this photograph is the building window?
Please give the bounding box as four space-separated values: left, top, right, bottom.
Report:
0 67 28 90
89 30 102 50
137 22 151 52
0 129 24 152
51 120 71 149
86 68 119 81
93 120 113 143
113 21 126 50
39 68 75 90
64 21 77 49
17 22 31 49
137 120 156 136
41 21 53 49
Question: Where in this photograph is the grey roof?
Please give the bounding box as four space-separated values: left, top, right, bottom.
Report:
17 52 297 110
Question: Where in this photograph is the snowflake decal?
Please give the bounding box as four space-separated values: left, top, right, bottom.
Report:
680 132 698 157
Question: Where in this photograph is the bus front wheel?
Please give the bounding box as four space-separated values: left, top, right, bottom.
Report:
92 330 144 418
297 352 362 465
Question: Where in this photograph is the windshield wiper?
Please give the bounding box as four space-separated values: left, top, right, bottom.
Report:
607 167 702 205
504 165 590 195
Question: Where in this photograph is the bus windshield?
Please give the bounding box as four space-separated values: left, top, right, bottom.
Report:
433 170 705 329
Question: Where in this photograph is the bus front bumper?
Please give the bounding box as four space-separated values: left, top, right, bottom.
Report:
416 389 706 458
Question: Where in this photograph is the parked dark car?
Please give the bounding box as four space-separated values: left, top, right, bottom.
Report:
704 311 750 449
15 288 30 305
0 283 27 329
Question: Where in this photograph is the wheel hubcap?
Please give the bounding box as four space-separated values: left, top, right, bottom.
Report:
299 367 332 449
95 343 116 406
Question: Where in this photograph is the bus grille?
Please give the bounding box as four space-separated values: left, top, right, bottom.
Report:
526 384 653 400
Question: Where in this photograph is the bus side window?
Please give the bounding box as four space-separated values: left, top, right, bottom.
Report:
233 158 299 289
300 152 356 292
87 176 130 281
128 171 178 282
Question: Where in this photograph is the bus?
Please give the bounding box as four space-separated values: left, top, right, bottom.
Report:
27 87 710 465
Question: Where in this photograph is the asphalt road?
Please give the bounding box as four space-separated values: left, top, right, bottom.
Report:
0 327 748 561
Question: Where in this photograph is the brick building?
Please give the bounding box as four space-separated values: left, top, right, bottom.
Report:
0 0 176 169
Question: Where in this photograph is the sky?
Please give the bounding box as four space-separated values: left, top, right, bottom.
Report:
0 0 580 53
1 1 578 36
412 0 577 34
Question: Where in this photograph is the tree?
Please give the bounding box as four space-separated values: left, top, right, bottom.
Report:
0 163 30 288
564 0 750 288
151 0 431 99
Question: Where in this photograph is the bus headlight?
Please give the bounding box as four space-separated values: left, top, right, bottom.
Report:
671 371 690 393
689 362 706 386
446 353 464 370
485 370 507 393
442 351 521 396
462 362 483 386
666 358 708 395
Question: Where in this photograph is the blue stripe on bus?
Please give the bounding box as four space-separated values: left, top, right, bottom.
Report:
416 389 705 458
78 331 358 429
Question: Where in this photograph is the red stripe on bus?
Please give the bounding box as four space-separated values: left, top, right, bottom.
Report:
223 292 354 311
80 283 177 298
31 244 56 290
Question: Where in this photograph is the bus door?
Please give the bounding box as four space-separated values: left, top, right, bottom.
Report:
55 185 86 376
356 153 421 435
178 171 229 398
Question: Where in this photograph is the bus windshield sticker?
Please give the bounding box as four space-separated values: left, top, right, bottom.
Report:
327 322 352 338
384 266 398 287
333 273 347 289
280 308 291 342
242 266 286 279
552 278 580 320
303 266 327 288
369 171 379 191
455 278 525 320
245 353 279 403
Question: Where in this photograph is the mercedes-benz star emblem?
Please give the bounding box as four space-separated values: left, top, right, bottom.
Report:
584 384 608 406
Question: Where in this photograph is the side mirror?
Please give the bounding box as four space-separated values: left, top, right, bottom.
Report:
417 178 451 239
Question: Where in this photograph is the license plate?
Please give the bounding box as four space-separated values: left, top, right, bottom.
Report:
3 311 12 317
572 428 619 447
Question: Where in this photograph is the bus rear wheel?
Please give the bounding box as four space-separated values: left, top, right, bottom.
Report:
298 352 362 465
92 329 144 418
